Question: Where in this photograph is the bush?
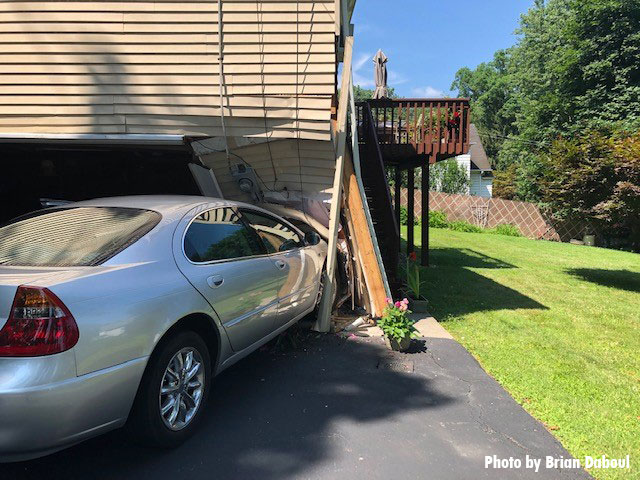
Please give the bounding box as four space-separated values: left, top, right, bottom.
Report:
489 224 522 237
399 206 408 225
398 205 421 226
448 220 484 233
429 210 449 228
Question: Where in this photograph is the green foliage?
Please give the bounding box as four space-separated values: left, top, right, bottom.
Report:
352 85 397 103
404 252 427 300
451 0 640 202
488 224 522 237
429 159 470 195
378 299 419 342
399 205 408 226
540 130 640 248
398 205 421 226
448 221 484 233
428 210 449 228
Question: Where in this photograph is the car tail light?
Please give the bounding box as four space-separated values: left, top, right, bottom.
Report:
0 286 79 357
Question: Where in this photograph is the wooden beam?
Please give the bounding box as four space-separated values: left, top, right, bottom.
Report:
421 164 429 266
407 167 415 255
394 167 401 234
342 148 388 316
314 34 353 332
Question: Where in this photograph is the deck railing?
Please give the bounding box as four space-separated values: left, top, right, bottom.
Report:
360 98 471 163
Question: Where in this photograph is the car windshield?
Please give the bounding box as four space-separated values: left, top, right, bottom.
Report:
0 207 161 267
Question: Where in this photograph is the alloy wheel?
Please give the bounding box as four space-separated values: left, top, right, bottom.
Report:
158 347 205 431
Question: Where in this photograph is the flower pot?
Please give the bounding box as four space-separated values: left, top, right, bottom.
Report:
409 297 429 313
385 335 412 352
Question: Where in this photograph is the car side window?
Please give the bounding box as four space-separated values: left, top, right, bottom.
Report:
184 207 266 263
240 209 304 254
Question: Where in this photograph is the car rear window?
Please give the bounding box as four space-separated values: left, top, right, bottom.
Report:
0 207 161 267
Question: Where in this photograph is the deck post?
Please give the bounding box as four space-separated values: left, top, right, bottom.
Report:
407 167 415 255
421 164 429 266
314 35 353 332
394 167 401 235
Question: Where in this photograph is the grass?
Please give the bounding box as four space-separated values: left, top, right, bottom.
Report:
401 226 640 479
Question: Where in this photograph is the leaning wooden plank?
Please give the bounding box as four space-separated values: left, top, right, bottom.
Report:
342 141 389 317
313 35 353 332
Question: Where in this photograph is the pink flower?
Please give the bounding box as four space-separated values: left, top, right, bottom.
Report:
395 301 402 308
399 303 408 312
385 297 393 304
401 298 409 305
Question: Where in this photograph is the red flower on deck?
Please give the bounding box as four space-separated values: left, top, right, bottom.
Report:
409 251 417 261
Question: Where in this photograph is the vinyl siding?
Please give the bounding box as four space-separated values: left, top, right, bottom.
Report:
0 0 337 140
198 138 336 201
470 171 493 198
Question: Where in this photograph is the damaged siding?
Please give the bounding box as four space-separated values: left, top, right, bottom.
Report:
0 0 336 140
198 138 337 201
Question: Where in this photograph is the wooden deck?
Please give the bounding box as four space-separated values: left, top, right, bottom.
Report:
358 98 471 167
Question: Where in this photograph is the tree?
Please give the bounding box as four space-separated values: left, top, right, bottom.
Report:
450 0 640 202
429 159 470 195
540 130 640 249
352 85 397 102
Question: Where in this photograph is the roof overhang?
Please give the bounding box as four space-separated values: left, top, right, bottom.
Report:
0 133 186 146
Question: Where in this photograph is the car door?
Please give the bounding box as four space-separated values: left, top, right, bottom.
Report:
173 205 286 352
239 208 316 328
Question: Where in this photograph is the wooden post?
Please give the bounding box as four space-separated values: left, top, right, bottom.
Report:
314 35 353 332
394 167 401 234
407 167 414 255
421 164 429 267
342 149 388 316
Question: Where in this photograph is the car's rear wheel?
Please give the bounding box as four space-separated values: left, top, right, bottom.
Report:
129 331 211 448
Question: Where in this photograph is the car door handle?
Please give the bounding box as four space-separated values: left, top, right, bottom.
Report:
274 260 287 270
207 275 224 288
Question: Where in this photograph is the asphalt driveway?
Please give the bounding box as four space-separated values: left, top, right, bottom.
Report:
1 327 591 480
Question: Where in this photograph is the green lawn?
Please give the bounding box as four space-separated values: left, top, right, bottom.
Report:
401 226 640 479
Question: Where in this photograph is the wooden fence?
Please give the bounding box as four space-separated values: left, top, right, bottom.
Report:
394 189 592 242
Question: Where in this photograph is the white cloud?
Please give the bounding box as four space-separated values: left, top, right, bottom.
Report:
352 52 375 88
388 70 408 85
353 52 371 72
411 86 445 98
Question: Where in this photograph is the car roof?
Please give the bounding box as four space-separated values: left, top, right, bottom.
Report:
65 195 287 224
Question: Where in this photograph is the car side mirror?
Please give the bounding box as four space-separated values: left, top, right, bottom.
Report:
304 231 321 246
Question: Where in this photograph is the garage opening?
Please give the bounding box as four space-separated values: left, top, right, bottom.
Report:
0 143 202 224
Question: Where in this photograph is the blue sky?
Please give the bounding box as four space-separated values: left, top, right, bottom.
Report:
350 0 534 97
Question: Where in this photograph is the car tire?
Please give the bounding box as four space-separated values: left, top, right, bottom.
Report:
128 330 211 448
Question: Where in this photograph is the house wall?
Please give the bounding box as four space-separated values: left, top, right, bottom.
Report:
0 0 337 140
196 138 337 202
470 171 492 198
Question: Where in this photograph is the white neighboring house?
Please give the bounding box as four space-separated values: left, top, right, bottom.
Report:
455 124 494 197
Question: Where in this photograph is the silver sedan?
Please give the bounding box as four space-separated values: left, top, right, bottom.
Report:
0 196 327 461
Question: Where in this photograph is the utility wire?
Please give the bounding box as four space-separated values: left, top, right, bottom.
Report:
257 0 279 190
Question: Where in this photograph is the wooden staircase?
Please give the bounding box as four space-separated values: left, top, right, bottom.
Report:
355 98 471 277
356 101 400 290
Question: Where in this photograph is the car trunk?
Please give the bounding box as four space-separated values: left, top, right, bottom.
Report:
0 142 204 225
0 267 91 323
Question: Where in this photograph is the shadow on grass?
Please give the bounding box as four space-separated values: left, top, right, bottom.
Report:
1 334 452 480
400 241 547 319
567 268 640 293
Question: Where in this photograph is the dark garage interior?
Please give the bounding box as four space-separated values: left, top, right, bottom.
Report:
0 143 202 224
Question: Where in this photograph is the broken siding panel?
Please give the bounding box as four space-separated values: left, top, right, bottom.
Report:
0 0 337 139
199 139 335 201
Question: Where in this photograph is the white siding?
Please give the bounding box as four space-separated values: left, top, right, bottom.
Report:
455 153 471 195
470 171 493 198
197 138 336 201
0 0 337 140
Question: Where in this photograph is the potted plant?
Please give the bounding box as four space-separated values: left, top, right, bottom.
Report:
403 252 430 312
378 298 419 352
